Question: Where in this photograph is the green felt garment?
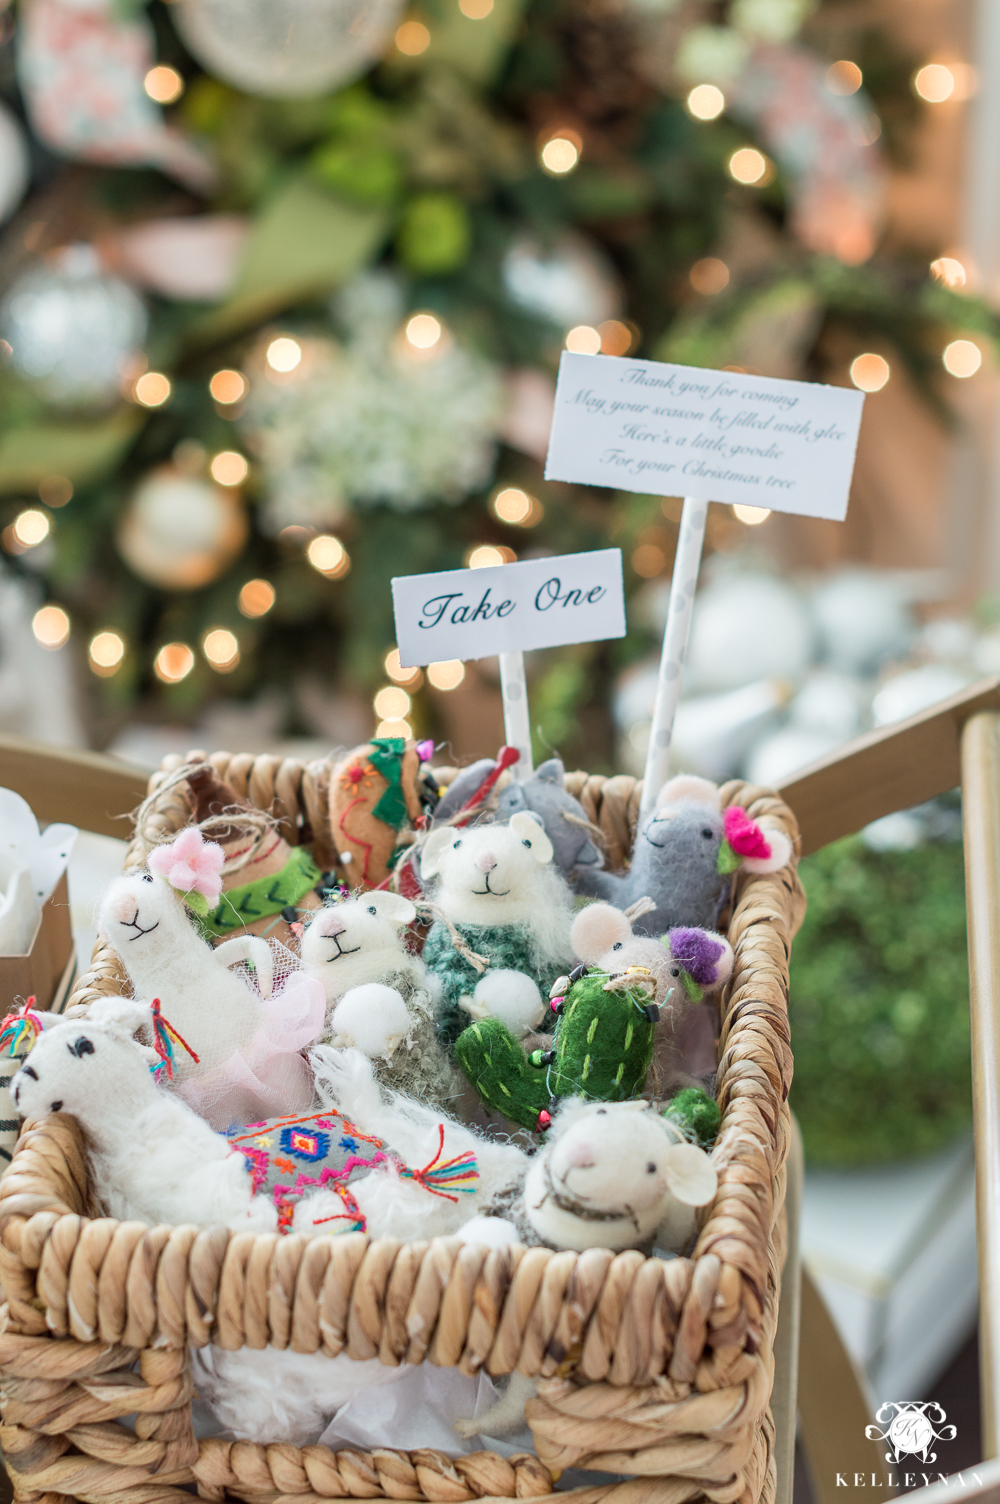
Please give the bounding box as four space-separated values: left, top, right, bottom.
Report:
424 920 562 1048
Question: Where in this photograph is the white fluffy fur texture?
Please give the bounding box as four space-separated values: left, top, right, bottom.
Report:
300 893 422 1005
421 811 574 971
97 869 272 1079
459 969 544 1035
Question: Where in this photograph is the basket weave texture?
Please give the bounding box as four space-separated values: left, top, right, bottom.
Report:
0 752 805 1504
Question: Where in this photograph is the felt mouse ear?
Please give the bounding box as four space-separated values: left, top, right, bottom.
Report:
664 928 734 992
570 901 632 963
366 892 417 925
419 826 455 879
721 807 793 875
740 827 793 874
535 758 565 785
664 1141 718 1207
509 810 554 865
655 774 722 810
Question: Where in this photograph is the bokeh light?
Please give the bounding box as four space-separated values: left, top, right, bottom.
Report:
203 628 240 671
154 643 195 683
492 486 543 525
427 660 465 690
134 372 171 407
374 685 411 719
598 319 634 355
632 543 666 577
733 504 772 526
459 0 493 15
306 534 350 578
144 65 184 103
467 544 507 568
913 64 955 103
14 509 50 547
38 475 72 507
826 61 862 95
89 630 125 675
395 20 430 54
689 258 730 295
686 84 725 120
385 649 422 687
942 339 982 378
210 450 249 486
540 131 581 175
850 353 891 392
405 313 442 349
930 256 967 289
32 605 69 649
376 718 412 738
729 148 769 185
239 579 276 618
266 337 302 373
566 325 601 354
210 369 248 404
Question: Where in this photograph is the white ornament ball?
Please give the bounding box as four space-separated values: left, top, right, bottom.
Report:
172 0 404 98
0 103 29 224
672 679 787 782
811 569 912 673
502 234 621 331
116 465 248 590
745 726 840 788
1 244 147 408
870 665 972 728
789 670 864 740
687 572 814 692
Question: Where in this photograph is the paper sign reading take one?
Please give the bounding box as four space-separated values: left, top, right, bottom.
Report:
545 352 865 521
392 549 625 668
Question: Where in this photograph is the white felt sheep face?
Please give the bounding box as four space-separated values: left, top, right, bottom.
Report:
420 811 554 925
570 902 734 1009
99 870 186 953
299 892 417 1001
525 1097 718 1252
11 1003 158 1123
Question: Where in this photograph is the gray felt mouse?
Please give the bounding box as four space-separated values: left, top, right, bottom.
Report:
574 774 792 933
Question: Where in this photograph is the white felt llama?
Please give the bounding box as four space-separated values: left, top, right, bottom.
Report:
96 827 325 1128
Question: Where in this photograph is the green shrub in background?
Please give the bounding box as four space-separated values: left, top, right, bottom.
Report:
788 835 971 1166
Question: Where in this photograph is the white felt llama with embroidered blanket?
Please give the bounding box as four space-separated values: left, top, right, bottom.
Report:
96 828 325 1129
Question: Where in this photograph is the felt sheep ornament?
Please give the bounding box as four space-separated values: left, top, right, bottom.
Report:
419 811 575 1050
454 901 732 1132
432 752 603 881
298 891 466 1108
575 775 793 933
9 1004 527 1446
95 827 325 1129
452 1095 719 1439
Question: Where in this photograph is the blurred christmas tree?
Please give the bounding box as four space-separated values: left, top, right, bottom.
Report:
0 0 992 758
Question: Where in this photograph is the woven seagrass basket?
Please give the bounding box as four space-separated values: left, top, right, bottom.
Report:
0 751 804 1504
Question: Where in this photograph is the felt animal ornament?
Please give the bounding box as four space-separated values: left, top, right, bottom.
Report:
327 736 439 890
575 774 793 933
431 752 603 883
452 1095 719 1439
298 890 465 1108
419 811 575 1050
96 827 325 1129
10 1003 525 1445
136 761 331 952
455 901 733 1132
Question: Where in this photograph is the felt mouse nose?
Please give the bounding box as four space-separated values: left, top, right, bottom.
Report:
565 1139 595 1169
110 893 136 923
324 918 346 937
475 851 497 873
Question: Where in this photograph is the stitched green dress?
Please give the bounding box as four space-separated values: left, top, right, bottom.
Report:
423 920 563 1048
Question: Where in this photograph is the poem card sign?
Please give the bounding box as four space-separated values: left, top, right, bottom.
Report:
545 352 865 522
392 549 626 668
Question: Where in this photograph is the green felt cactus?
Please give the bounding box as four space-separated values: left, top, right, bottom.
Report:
455 970 658 1131
662 1087 721 1149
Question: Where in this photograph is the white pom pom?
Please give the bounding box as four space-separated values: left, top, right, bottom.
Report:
456 1215 520 1249
330 984 411 1058
468 969 544 1036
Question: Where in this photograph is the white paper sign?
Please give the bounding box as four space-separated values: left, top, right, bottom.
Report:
392 549 625 668
545 352 865 521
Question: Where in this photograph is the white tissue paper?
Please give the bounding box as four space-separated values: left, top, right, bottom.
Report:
0 787 77 956
317 1365 534 1456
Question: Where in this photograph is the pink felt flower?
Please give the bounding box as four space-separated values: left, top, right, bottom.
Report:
723 806 772 863
148 827 224 904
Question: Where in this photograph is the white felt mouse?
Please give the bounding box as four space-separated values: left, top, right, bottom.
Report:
418 810 574 1051
299 891 465 1107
